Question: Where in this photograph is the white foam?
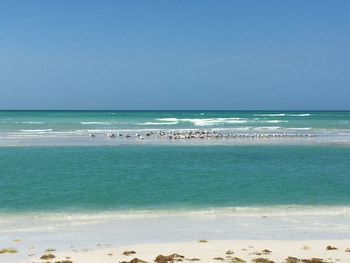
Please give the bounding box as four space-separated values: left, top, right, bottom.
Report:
142 118 289 126
1 205 350 220
225 119 249 124
138 121 178 125
253 126 281 131
286 127 312 131
255 113 286 117
290 113 311 117
156 118 179 122
80 122 112 125
19 129 53 132
173 118 248 126
255 113 310 117
21 121 45 124
264 120 288 123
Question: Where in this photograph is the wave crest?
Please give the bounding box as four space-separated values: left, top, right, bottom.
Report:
80 122 112 125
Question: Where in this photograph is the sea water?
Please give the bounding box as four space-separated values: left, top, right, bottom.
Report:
0 111 350 248
0 145 350 213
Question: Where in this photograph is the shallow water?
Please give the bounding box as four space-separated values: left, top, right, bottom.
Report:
1 145 349 213
1 112 350 249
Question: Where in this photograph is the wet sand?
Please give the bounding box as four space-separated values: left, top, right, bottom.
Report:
1 208 350 263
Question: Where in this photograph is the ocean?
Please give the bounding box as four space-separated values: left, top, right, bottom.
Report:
1 110 350 212
0 110 349 135
1 145 350 213
0 111 350 247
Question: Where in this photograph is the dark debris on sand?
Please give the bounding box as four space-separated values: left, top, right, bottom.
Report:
300 258 326 263
261 249 272 255
154 253 185 263
0 248 18 254
40 253 56 260
225 252 246 263
285 257 327 263
228 257 246 263
252 258 274 263
285 257 300 263
119 258 148 263
123 250 137 256
326 245 337 250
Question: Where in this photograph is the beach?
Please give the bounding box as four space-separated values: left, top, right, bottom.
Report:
4 240 348 263
2 207 350 263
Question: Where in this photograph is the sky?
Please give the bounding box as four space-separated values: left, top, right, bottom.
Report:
0 1 349 110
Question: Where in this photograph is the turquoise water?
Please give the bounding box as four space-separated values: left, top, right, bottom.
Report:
0 110 349 133
1 111 349 214
1 145 349 213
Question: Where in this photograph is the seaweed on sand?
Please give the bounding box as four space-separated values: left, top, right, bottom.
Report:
0 248 18 254
119 258 148 263
252 258 274 263
285 257 300 263
229 257 246 263
300 258 325 263
154 253 185 263
326 245 337 250
261 249 272 255
40 253 56 260
123 250 137 256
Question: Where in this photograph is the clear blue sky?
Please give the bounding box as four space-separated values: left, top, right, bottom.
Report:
0 1 349 110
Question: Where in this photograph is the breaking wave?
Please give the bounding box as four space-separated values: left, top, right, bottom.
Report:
255 113 311 117
19 129 53 133
21 121 45 124
255 114 286 117
264 120 288 123
80 122 112 125
289 114 311 117
156 118 248 126
137 121 178 125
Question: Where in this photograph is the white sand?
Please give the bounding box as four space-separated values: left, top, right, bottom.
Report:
2 208 350 262
7 239 349 263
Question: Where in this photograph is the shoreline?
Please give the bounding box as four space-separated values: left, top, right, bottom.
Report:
1 204 350 217
1 206 350 262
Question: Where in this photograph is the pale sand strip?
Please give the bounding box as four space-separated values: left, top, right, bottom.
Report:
8 239 349 263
